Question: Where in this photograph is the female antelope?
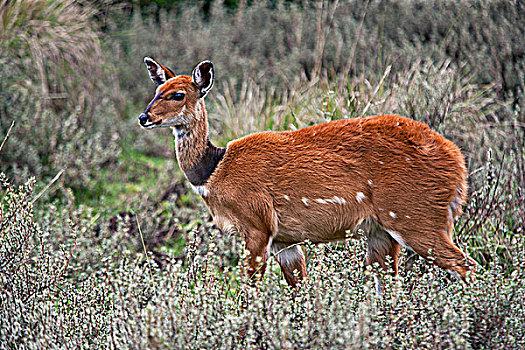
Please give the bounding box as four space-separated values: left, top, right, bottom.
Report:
139 58 475 288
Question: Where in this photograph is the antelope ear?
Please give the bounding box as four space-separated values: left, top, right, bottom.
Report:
192 60 214 98
144 57 176 86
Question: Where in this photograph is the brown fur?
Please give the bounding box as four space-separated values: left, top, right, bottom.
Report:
140 59 475 289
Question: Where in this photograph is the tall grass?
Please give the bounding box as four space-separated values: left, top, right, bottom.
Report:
0 0 102 102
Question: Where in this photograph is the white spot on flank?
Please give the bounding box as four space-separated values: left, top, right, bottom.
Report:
389 211 397 219
324 196 346 205
405 215 411 219
316 198 328 204
368 179 373 185
336 196 346 205
406 157 411 161
356 192 366 203
284 195 290 201
379 161 384 165
386 229 410 249
191 185 209 197
302 198 309 206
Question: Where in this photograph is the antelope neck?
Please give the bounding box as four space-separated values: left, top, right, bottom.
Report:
173 107 225 187
181 139 225 186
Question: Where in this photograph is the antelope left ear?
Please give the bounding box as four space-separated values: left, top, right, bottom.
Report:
192 60 214 98
144 57 176 86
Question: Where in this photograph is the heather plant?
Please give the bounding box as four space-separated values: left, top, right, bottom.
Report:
2 172 525 349
0 174 110 348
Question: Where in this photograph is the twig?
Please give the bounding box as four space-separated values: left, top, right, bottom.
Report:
469 166 485 177
135 213 157 296
362 65 392 116
270 242 305 259
0 120 15 153
31 169 65 204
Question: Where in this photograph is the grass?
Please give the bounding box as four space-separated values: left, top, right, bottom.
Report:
74 144 175 214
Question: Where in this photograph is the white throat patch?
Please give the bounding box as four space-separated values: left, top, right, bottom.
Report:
191 184 209 197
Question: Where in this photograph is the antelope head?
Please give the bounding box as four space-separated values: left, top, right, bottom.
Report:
138 57 214 130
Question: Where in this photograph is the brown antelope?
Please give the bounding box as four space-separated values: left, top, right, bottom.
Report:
139 58 475 288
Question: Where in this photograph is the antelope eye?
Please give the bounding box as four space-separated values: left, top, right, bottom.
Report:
169 93 185 101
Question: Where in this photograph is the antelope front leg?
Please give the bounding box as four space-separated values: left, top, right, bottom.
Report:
243 229 271 285
271 242 307 288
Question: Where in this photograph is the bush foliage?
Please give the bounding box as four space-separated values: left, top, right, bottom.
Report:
1 0 524 348
1 173 525 349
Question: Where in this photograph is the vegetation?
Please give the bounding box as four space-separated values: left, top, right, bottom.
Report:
1 0 524 348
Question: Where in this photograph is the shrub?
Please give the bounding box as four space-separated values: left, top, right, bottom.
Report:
0 0 120 190
2 173 525 349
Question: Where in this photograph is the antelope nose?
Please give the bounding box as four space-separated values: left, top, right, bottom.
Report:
138 113 149 126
